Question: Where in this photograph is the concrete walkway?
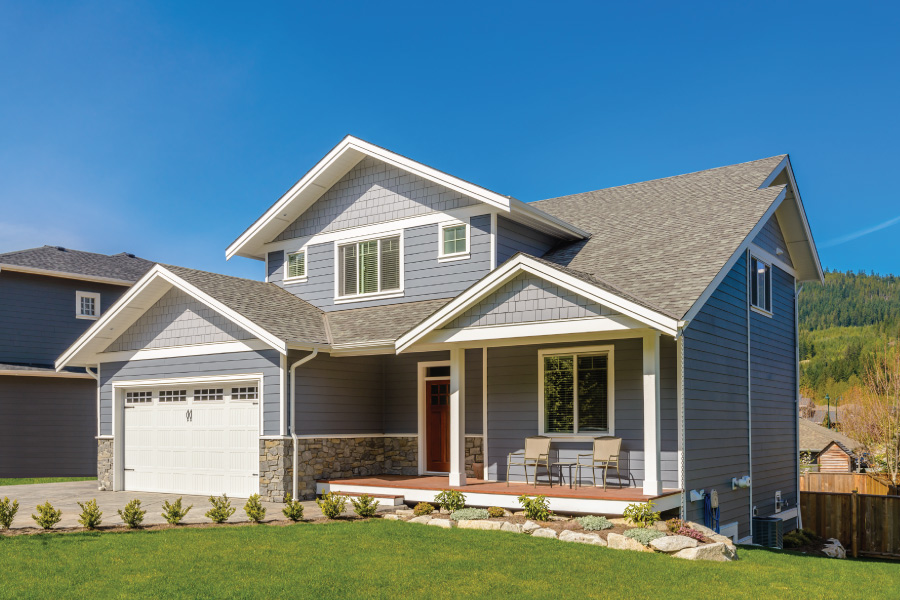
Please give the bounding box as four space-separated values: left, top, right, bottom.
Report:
0 481 385 530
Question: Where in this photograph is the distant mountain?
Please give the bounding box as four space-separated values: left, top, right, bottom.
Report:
800 270 900 330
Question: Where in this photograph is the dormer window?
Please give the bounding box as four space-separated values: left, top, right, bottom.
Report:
76 291 101 320
337 235 402 300
439 222 470 261
750 255 772 314
286 250 306 281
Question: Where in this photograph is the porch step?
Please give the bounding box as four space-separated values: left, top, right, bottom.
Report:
329 490 406 506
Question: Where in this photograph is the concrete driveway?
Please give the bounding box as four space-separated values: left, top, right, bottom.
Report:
0 480 349 530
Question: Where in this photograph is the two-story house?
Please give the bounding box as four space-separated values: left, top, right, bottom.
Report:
57 136 822 542
0 246 154 477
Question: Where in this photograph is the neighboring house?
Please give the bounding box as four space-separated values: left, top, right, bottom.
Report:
57 136 822 542
799 418 865 472
0 246 154 477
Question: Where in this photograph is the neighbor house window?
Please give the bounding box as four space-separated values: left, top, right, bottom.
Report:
539 346 614 436
286 251 306 280
750 255 772 313
440 223 469 258
76 291 101 319
338 235 401 297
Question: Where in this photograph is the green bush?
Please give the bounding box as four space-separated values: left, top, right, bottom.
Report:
244 494 266 523
577 515 613 531
623 500 660 528
206 494 236 524
31 501 62 530
434 490 466 512
77 499 103 530
784 528 822 549
665 517 683 533
351 494 380 518
161 497 193 525
117 499 146 529
413 502 435 516
0 497 19 529
623 527 665 545
282 493 304 522
517 495 551 521
316 492 347 519
450 508 490 521
487 506 506 518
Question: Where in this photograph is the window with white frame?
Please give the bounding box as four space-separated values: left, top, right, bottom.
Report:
286 250 306 280
76 291 101 319
539 346 613 436
750 255 772 313
158 390 187 403
337 235 401 297
439 222 469 258
231 386 258 400
125 391 153 404
194 388 224 401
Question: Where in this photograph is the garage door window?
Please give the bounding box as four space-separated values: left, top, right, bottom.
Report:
125 391 153 404
159 390 187 403
194 388 224 401
231 386 258 400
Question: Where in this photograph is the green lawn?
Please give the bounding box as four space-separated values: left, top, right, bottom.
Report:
0 477 95 487
1 521 897 599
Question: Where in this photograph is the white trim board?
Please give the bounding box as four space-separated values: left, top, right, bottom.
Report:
537 344 615 438
96 340 273 363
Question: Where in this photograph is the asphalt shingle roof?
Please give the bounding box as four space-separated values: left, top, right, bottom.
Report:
799 419 864 453
0 245 155 282
326 298 453 347
533 155 787 319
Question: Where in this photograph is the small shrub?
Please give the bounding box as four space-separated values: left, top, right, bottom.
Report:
434 490 466 512
0 497 19 529
282 493 305 522
77 499 103 530
518 495 551 521
665 517 684 533
623 527 665 545
487 506 506 518
623 500 660 528
413 502 435 516
117 499 146 529
32 501 62 530
316 492 347 519
784 528 822 549
351 494 380 518
450 508 490 521
244 494 267 523
577 515 613 531
677 525 707 542
206 494 236 524
161 497 193 525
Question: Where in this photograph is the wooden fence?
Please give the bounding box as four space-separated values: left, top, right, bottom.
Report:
801 491 900 558
800 472 898 495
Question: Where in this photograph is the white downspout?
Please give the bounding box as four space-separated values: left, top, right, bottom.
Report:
290 348 318 500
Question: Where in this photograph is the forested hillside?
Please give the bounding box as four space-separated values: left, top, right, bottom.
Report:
799 270 900 400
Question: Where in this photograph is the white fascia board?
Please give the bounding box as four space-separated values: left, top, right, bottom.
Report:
226 136 513 261
96 339 274 363
0 264 134 286
423 314 645 345
396 255 679 353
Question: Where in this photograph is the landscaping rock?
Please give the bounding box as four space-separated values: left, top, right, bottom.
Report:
531 528 558 539
823 538 846 559
457 520 502 531
607 533 654 553
609 518 629 526
395 509 415 517
383 514 403 521
522 520 541 533
427 518 455 529
559 530 606 546
408 515 433 524
650 535 698 553
500 522 523 533
673 542 735 562
684 521 736 548
653 522 670 532
502 509 514 517
548 515 570 522
513 511 526 517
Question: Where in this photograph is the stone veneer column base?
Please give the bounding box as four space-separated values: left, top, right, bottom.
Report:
98 439 114 491
260 439 292 502
465 436 484 478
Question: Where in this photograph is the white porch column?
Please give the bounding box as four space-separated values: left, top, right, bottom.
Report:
449 347 467 487
642 331 663 496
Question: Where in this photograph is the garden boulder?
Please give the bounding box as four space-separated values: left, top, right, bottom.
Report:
650 535 698 553
559 530 606 546
607 533 654 553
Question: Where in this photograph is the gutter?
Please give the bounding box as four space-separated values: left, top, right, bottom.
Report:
289 348 319 500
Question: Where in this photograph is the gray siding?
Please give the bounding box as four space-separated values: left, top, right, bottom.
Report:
751 265 798 520
274 156 480 241
283 214 492 311
267 250 285 285
383 351 447 434
0 376 97 477
0 270 128 366
485 338 677 487
496 216 558 265
99 350 283 436
105 288 253 352
753 215 793 268
445 273 613 329
683 253 751 540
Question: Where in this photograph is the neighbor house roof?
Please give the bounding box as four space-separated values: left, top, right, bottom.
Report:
0 245 155 284
799 419 864 453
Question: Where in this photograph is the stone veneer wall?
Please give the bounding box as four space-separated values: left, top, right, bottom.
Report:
465 436 484 478
98 439 114 490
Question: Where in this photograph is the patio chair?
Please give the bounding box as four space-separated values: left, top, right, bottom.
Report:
577 437 621 490
506 436 551 487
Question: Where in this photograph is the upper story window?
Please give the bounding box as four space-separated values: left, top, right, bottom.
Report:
539 346 614 437
439 222 469 261
286 250 306 280
76 291 101 320
750 255 772 314
337 235 401 299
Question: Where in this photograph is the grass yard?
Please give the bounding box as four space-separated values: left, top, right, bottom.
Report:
0 477 95 487
1 521 897 599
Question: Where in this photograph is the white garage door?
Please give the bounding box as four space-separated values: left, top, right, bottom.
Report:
123 382 259 498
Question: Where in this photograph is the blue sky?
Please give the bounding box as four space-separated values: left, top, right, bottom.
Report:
1 1 897 280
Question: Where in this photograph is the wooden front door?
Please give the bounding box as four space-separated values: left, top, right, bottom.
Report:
425 380 451 472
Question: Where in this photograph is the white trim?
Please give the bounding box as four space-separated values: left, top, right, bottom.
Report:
332 231 405 304
417 360 451 475
749 243 796 278
279 354 287 436
677 328 685 519
0 369 94 379
292 433 418 439
751 305 773 318
749 253 773 315
0 263 134 286
449 347 466 486
771 506 798 521
76 291 101 320
437 219 471 262
96 339 273 363
283 249 308 283
642 332 662 495
422 315 645 346
482 345 490 480
111 372 265 389
719 522 739 542
746 249 754 531
490 213 498 269
537 344 615 438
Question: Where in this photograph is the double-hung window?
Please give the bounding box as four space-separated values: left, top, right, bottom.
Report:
439 222 469 259
338 235 401 298
539 346 614 436
76 291 101 319
286 250 306 280
750 255 772 313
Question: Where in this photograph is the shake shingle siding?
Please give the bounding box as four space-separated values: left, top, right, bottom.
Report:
683 253 751 540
